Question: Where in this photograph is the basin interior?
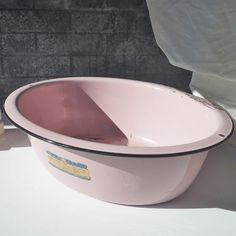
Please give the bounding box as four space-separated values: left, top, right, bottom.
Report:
17 79 223 147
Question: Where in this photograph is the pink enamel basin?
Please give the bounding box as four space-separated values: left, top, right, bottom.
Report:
4 77 233 205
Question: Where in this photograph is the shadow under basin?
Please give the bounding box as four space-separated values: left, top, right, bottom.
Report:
147 142 236 211
0 128 31 150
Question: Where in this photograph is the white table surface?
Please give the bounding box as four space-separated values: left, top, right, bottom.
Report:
0 127 236 236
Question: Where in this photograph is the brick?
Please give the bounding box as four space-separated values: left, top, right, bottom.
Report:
136 53 192 91
0 0 33 9
0 10 70 33
3 56 28 76
106 55 125 76
124 55 136 75
71 34 106 55
89 56 106 75
115 12 136 33
0 58 2 76
107 33 160 56
72 56 90 76
67 0 105 9
105 55 135 76
37 33 70 54
35 0 107 10
0 11 36 32
35 0 70 10
1 33 35 54
136 55 161 74
34 11 71 32
102 0 147 10
131 34 160 55
136 53 182 75
0 78 37 96
35 0 148 10
34 56 69 76
68 0 146 10
107 34 136 55
3 56 70 76
136 13 153 34
72 12 113 33
72 11 135 33
72 56 106 76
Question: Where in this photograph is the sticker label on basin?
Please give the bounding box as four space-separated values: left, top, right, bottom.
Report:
46 151 91 180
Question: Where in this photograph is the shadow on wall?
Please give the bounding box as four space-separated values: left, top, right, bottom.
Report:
148 142 236 211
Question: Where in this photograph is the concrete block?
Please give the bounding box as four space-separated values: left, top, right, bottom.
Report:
72 56 90 75
107 34 136 55
37 33 70 54
1 33 35 54
3 55 70 76
0 0 33 9
0 11 36 32
136 13 153 34
71 34 106 55
35 0 70 10
34 11 70 32
89 56 106 75
72 11 135 33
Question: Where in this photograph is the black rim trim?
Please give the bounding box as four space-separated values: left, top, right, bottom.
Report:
3 105 235 158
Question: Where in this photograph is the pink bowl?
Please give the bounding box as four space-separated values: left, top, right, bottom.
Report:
4 77 234 205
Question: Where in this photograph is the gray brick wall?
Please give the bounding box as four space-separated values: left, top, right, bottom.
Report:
0 0 192 106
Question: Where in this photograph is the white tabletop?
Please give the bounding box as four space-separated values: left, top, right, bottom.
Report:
0 128 236 236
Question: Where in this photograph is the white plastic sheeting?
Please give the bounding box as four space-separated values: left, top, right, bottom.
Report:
146 0 236 122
